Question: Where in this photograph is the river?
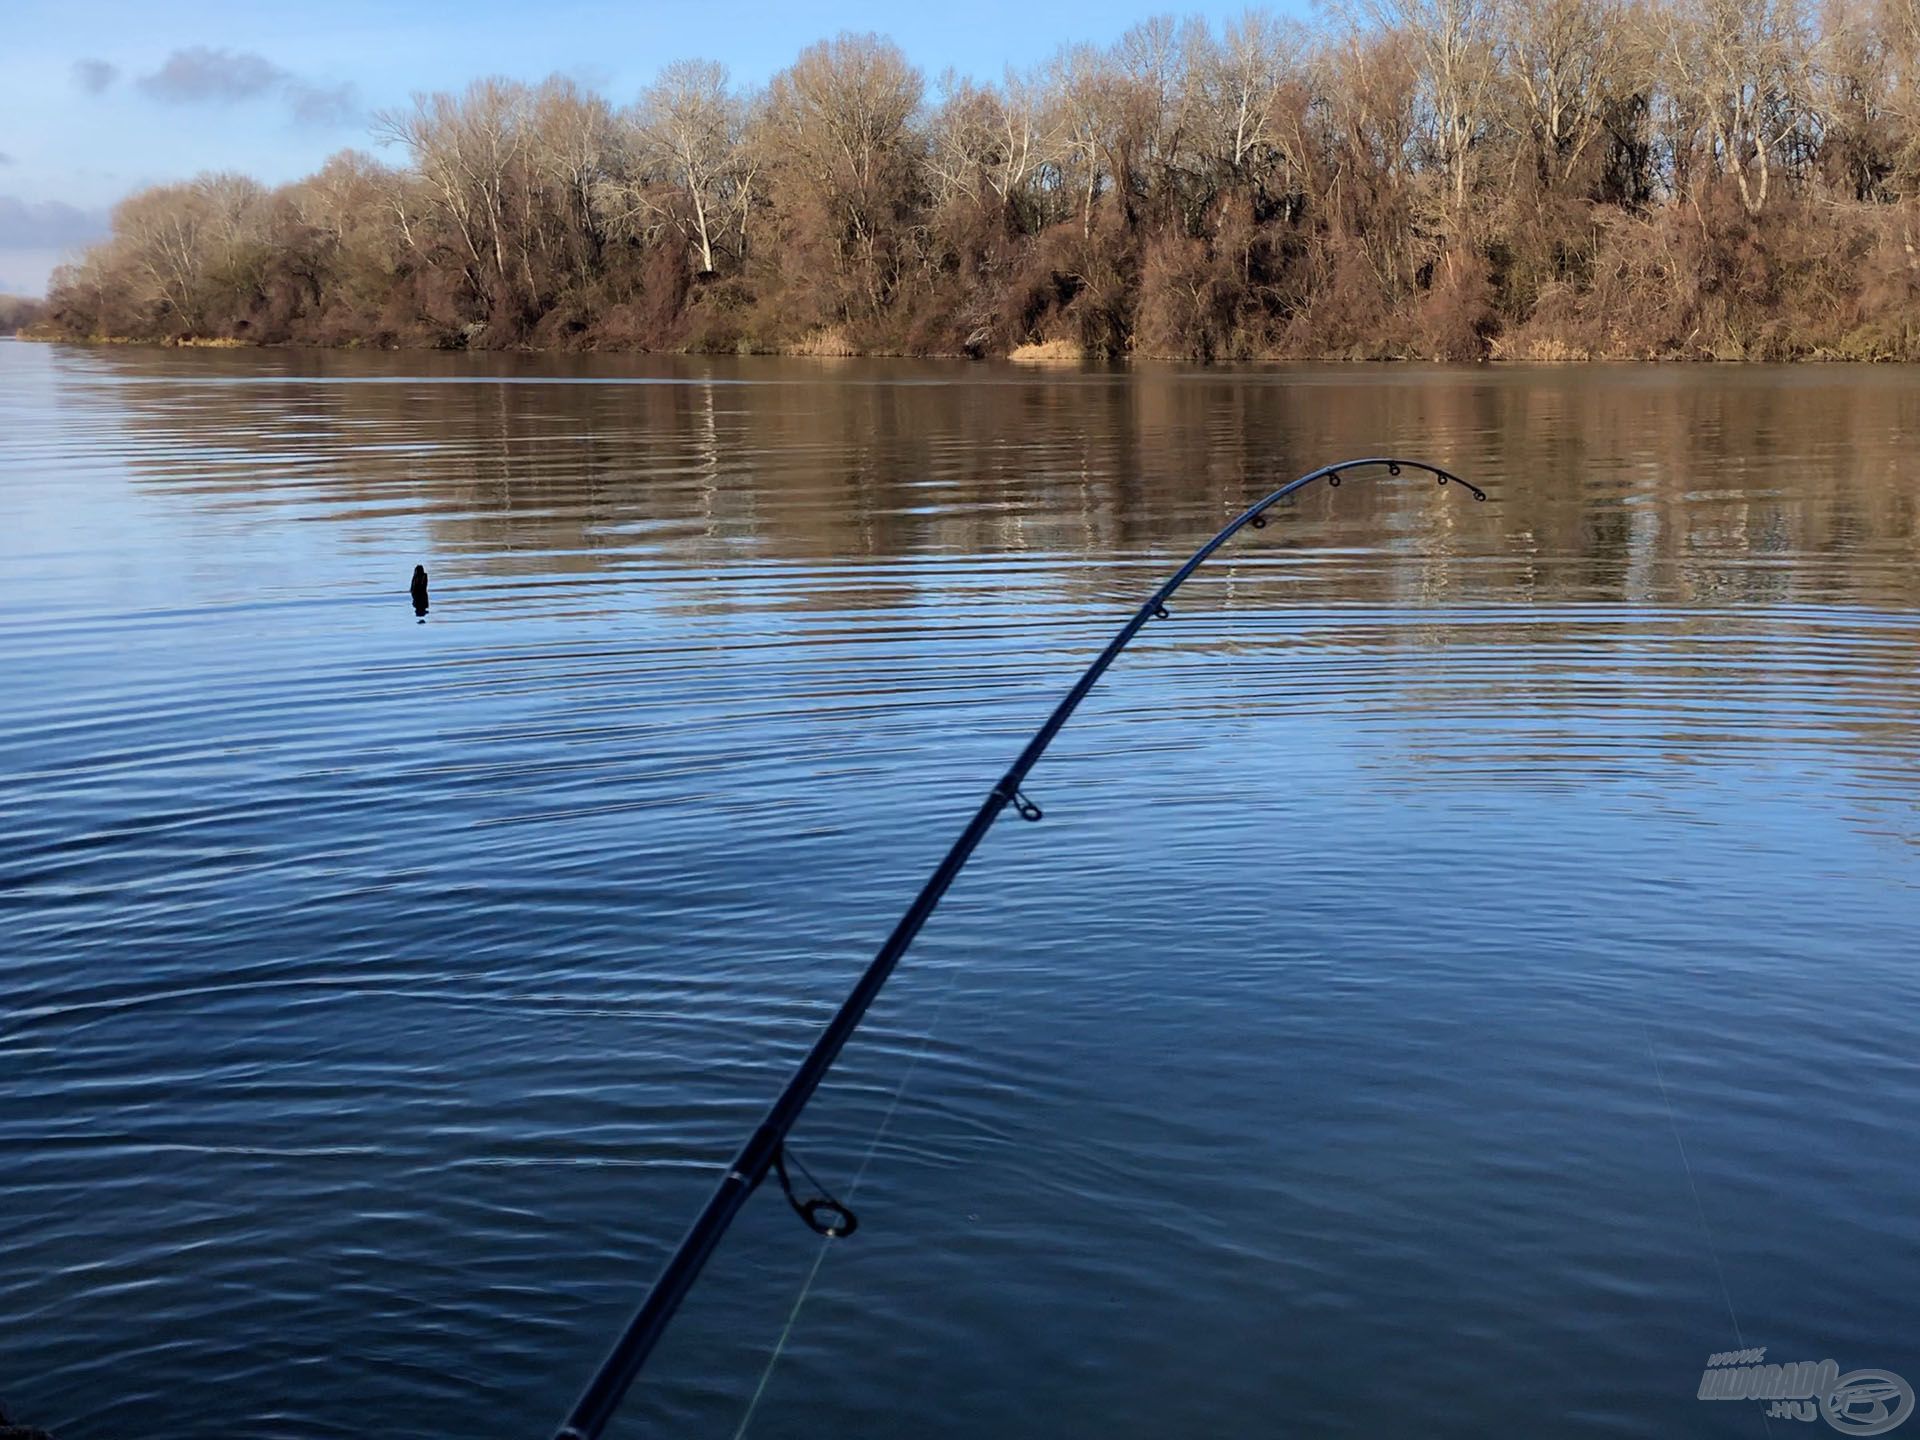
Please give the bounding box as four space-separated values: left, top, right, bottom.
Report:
2 340 1916 1438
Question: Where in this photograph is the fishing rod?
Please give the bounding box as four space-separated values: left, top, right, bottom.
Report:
554 457 1486 1440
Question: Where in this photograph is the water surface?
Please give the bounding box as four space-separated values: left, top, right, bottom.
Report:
2 342 1917 1438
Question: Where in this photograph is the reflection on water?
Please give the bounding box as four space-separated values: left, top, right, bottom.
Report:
0 342 1916 1440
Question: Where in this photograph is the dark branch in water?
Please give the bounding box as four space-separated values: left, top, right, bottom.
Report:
553 457 1484 1440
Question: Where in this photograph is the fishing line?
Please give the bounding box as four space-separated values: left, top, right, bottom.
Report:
734 959 971 1440
1643 1027 1751 1348
1645 1025 1773 1438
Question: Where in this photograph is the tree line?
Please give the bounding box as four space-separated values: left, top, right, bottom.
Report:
39 1 1920 361
0 296 48 334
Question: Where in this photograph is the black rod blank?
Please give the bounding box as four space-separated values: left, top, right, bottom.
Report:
553 457 1485 1440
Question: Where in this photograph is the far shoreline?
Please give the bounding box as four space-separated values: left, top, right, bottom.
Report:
19 331 1920 366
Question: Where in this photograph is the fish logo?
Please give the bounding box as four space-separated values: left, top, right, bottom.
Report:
1822 1370 1915 1436
1703 1350 1914 1432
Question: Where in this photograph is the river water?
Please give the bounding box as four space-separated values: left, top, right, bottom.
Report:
2 341 1916 1438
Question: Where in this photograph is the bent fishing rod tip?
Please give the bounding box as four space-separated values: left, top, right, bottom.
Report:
551 454 1482 1440
1436 470 1488 500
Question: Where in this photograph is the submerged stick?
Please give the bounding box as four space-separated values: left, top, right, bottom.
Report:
554 458 1485 1440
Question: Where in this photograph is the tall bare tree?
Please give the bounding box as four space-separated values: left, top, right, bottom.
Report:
1500 0 1623 186
1363 0 1505 217
375 79 532 310
762 34 924 316
1652 0 1816 213
630 60 741 274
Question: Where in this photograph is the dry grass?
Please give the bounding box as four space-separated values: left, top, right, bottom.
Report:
1007 338 1085 363
19 333 250 348
1491 334 1593 361
785 326 859 357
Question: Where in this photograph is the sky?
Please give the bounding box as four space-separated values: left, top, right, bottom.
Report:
0 0 1310 296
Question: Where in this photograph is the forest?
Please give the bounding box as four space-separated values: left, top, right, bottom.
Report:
37 0 1920 361
0 296 47 335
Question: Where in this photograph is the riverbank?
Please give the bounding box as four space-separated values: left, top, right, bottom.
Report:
24 327 1920 363
26 334 1920 366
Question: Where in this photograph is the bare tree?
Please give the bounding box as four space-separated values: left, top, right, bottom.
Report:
1045 44 1113 235
105 173 266 331
1500 0 1623 186
293 151 413 306
1191 8 1311 212
1108 16 1207 226
630 60 741 274
1363 0 1505 217
1809 0 1899 198
528 78 619 276
375 79 531 309
927 69 1060 221
1652 0 1816 213
762 34 924 315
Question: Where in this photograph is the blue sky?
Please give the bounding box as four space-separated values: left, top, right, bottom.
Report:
0 0 1311 296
